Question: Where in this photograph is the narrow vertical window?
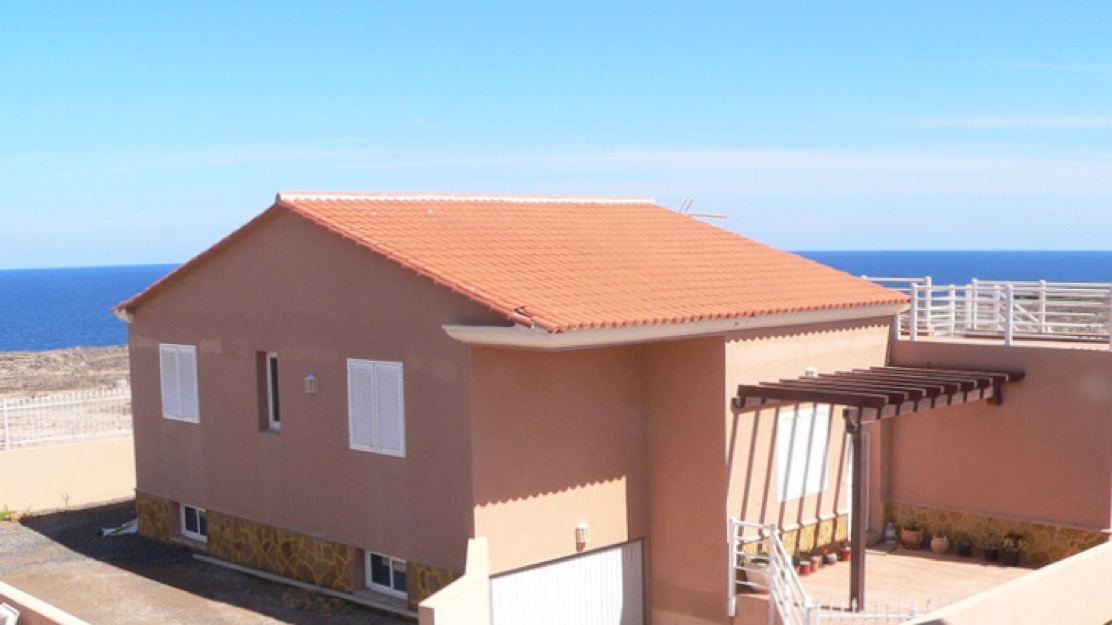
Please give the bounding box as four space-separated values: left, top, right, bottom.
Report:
267 353 281 430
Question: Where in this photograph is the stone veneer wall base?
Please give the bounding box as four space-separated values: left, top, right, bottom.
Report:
133 490 460 607
740 514 850 557
885 501 1109 565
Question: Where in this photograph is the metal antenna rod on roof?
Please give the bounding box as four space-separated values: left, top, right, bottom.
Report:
678 198 727 220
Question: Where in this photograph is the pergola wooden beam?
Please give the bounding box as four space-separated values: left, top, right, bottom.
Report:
732 365 1025 611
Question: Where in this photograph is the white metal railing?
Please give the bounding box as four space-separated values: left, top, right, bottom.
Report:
729 518 949 625
1 386 132 450
867 278 1112 348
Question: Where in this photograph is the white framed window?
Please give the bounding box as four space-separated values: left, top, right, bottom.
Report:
160 343 199 423
266 352 281 431
180 504 208 543
347 359 405 457
366 552 407 598
777 403 831 501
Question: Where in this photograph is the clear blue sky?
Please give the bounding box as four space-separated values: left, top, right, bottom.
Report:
3 2 1111 269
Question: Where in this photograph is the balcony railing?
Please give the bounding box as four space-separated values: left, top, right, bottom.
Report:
865 277 1112 348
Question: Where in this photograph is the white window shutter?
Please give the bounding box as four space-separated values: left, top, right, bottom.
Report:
160 344 180 418
178 345 199 421
374 361 405 457
347 358 405 457
348 360 377 451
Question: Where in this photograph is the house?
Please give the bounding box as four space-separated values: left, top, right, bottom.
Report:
116 192 1072 624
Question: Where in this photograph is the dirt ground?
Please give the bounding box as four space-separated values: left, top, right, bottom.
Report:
0 502 412 624
0 345 129 397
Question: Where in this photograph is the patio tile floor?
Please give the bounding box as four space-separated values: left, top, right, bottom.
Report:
800 545 1033 610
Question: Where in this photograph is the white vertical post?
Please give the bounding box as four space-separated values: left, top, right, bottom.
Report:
910 285 920 342
1038 280 1048 334
727 518 737 618
965 280 977 331
947 286 957 335
1005 284 1015 345
1107 287 1112 349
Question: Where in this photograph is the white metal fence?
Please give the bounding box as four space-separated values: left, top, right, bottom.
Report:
1 386 132 450
730 519 948 625
865 277 1112 348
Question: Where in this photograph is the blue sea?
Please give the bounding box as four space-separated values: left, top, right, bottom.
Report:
0 253 1110 352
0 264 176 352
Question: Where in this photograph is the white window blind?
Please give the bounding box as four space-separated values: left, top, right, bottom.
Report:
777 403 830 501
160 343 199 423
348 359 405 457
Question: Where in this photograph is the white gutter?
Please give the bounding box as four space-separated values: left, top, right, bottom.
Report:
113 308 134 323
443 303 908 350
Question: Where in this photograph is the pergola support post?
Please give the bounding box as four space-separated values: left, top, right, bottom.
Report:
847 407 871 611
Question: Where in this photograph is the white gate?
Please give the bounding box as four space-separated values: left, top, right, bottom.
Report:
491 541 644 625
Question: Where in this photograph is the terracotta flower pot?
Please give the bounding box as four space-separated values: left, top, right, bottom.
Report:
798 561 812 576
838 547 852 562
930 535 949 554
900 528 924 549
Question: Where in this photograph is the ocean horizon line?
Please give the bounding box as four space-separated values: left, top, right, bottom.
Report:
3 250 1112 273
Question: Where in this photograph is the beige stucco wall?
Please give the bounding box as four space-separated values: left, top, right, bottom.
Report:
889 340 1112 532
128 208 506 572
0 437 135 513
470 317 893 625
725 319 893 538
470 344 650 575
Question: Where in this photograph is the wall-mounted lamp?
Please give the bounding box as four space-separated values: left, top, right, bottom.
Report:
805 367 818 378
575 522 591 545
304 374 319 394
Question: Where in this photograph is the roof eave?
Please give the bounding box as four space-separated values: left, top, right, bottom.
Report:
442 302 909 350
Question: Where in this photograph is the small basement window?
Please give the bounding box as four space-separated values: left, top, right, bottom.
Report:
367 552 407 599
180 505 208 543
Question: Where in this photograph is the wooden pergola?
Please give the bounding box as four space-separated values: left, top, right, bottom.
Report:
733 366 1026 609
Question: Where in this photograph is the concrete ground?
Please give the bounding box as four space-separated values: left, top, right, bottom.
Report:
0 501 412 624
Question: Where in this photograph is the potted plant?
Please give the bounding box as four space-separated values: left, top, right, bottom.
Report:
741 553 770 593
956 533 973 557
930 530 949 554
984 534 999 562
837 541 852 561
999 533 1029 566
809 551 823 570
822 546 838 565
900 521 925 549
797 553 812 576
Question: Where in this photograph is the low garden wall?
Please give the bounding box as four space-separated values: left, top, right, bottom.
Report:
907 540 1112 625
0 437 135 514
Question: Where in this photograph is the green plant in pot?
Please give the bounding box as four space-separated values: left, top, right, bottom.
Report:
900 520 925 549
956 533 973 557
999 533 1029 566
930 530 949 554
984 534 999 561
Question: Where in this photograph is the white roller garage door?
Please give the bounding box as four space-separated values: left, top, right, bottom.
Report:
491 541 644 625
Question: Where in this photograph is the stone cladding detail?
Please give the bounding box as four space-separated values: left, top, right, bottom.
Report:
408 561 462 608
885 501 1109 565
135 490 170 542
207 511 355 593
742 515 848 557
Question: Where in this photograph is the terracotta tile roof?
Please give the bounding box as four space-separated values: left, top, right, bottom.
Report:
258 192 906 332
